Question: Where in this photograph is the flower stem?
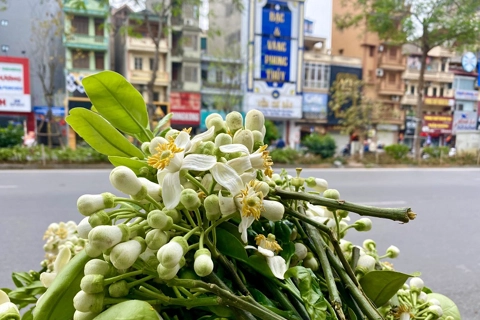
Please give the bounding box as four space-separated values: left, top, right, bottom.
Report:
139 286 220 308
145 194 163 210
276 188 416 223
104 269 144 286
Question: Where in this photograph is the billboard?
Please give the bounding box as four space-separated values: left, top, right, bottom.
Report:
327 65 363 125
452 111 477 133
0 56 31 113
170 92 201 125
303 93 327 120
244 0 303 119
422 114 452 135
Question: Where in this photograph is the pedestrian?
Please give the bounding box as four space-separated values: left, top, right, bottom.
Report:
276 138 285 149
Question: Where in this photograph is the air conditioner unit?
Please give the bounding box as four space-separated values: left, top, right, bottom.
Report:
378 45 384 52
391 95 400 102
376 68 384 77
184 18 194 26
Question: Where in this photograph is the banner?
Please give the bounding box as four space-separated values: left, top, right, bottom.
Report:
0 57 31 113
170 92 201 125
422 114 452 134
452 111 477 133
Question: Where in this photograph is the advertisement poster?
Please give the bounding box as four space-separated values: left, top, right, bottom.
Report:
0 56 31 112
452 111 477 133
327 65 362 125
303 93 327 120
422 114 452 134
170 92 201 125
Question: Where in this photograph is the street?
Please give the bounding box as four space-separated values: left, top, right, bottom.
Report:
0 168 479 319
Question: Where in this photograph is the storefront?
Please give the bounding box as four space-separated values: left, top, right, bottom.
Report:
170 92 201 133
33 106 67 146
421 114 453 146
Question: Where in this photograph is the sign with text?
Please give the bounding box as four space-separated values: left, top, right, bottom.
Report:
170 92 201 125
452 111 477 133
424 97 454 107
422 114 452 134
303 93 327 120
454 90 478 101
245 92 302 119
0 56 31 113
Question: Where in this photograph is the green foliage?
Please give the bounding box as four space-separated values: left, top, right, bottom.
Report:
270 148 299 164
384 144 410 160
359 270 412 307
264 120 280 145
0 124 24 148
0 146 108 163
302 133 336 159
422 146 449 159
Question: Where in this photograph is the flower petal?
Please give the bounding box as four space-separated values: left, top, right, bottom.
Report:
162 171 182 209
266 256 287 279
181 154 217 171
258 246 275 257
219 144 250 154
249 153 264 169
227 156 252 174
218 192 237 216
238 215 255 243
40 272 57 288
55 246 72 273
157 169 168 184
240 171 256 185
192 126 215 144
166 152 184 172
245 245 258 251
211 163 244 195
175 131 191 150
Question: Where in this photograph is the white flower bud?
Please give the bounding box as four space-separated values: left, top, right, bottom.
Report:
363 239 376 251
261 200 284 221
73 291 104 313
428 298 440 306
355 255 376 276
84 259 111 276
87 225 129 256
218 192 237 216
74 310 99 320
165 129 179 140
386 245 400 258
110 238 146 270
215 133 233 148
77 217 93 239
80 275 104 294
226 111 244 132
77 193 115 216
204 194 221 221
138 177 162 202
145 229 170 250
409 277 424 293
180 189 201 211
157 263 180 280
353 218 372 232
110 166 146 199
294 243 308 260
418 291 428 304
254 181 270 197
233 129 254 153
108 280 129 298
0 301 20 319
245 109 265 131
194 249 214 277
157 237 188 269
303 255 319 271
323 189 340 200
207 117 227 134
305 177 328 193
340 240 353 253
148 137 168 155
427 305 443 318
147 210 173 231
205 113 223 129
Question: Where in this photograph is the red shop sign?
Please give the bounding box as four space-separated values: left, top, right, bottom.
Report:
422 114 452 135
170 92 201 125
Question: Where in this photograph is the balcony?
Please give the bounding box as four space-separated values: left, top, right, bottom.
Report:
171 80 184 90
378 83 404 96
378 55 405 71
64 34 108 50
403 68 454 83
203 82 241 90
126 36 168 53
183 49 201 61
372 105 404 125
401 94 418 106
129 70 169 86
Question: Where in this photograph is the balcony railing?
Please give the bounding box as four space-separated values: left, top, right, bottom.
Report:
403 69 454 83
202 82 241 90
127 37 168 52
130 70 169 84
65 34 107 49
372 106 404 124
303 80 329 90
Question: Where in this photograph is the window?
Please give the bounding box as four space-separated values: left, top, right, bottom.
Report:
389 47 397 59
183 35 198 49
153 92 160 102
457 103 464 111
387 73 396 84
216 70 223 83
184 66 198 82
432 87 437 97
72 16 89 34
95 52 104 70
134 57 143 70
369 46 375 57
454 77 475 90
201 37 207 52
410 86 415 95
1 44 8 52
94 18 103 37
149 58 155 71
303 62 329 88
72 50 89 69
339 49 344 55
0 20 8 26
441 63 446 72
424 87 429 96
440 88 444 97
201 69 208 81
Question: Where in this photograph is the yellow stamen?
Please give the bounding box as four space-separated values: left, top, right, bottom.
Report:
147 138 184 169
255 234 283 253
262 151 274 178
56 226 68 239
236 181 265 219
183 127 192 134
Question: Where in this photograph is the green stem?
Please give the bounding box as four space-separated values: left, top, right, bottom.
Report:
139 286 220 308
204 215 233 235
276 188 416 223
332 210 342 243
104 269 144 286
194 208 203 228
145 194 163 210
209 180 217 195
184 172 209 195
113 197 150 211
263 279 305 320
127 275 155 289
183 209 197 228
177 286 194 298
172 223 193 233
184 226 200 240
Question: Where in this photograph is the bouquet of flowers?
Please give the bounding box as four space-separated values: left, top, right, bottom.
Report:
0 71 461 320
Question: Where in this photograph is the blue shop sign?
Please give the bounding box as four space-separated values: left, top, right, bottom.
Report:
261 1 292 38
33 106 65 117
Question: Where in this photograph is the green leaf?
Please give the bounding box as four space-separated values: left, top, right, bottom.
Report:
347 308 357 320
22 307 34 320
66 108 145 159
427 293 461 320
250 287 302 320
11 272 33 288
108 156 148 175
153 113 173 136
218 222 244 243
216 227 248 262
246 255 275 279
359 270 412 307
82 71 152 142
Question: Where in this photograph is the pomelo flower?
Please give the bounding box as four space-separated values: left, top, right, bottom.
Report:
40 246 72 288
245 234 287 279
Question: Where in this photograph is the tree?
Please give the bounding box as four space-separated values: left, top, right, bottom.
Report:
329 77 380 158
30 0 65 147
336 0 480 160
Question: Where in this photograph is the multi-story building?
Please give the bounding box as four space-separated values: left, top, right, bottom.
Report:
331 1 405 146
112 6 170 128
63 0 109 147
401 45 455 146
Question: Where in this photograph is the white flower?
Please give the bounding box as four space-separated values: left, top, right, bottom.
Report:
245 234 287 279
40 246 72 288
149 129 217 209
0 289 20 319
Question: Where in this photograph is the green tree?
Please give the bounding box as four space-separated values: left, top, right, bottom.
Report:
263 119 280 145
302 133 337 159
329 77 379 158
336 0 480 160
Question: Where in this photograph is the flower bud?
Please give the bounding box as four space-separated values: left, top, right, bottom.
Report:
77 193 115 216
363 239 376 252
110 237 146 270
157 237 188 269
194 249 214 277
108 280 129 298
78 217 93 239
261 200 284 221
386 245 400 258
291 177 304 188
355 255 376 276
428 298 440 306
427 305 443 318
205 113 223 129
204 194 221 221
163 208 181 223
353 218 372 232
254 181 270 197
409 277 424 293
147 210 173 231
0 290 20 320
80 274 104 294
323 189 340 200
139 248 160 269
138 178 162 202
226 111 243 132
157 263 181 280
73 291 104 313
218 192 237 216
145 229 170 250
180 189 201 211
294 243 308 260
201 141 217 156
337 210 349 219
303 255 319 271
305 177 328 193
233 129 254 153
84 259 111 276
245 109 265 132
85 244 102 258
141 142 150 155
88 211 110 228
418 291 428 304
340 240 353 253
110 166 146 200
148 137 168 155
207 117 227 134
87 225 130 256
74 310 99 320
165 129 179 140
214 133 233 148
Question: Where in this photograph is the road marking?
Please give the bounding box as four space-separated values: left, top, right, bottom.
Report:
0 185 18 189
356 200 407 206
